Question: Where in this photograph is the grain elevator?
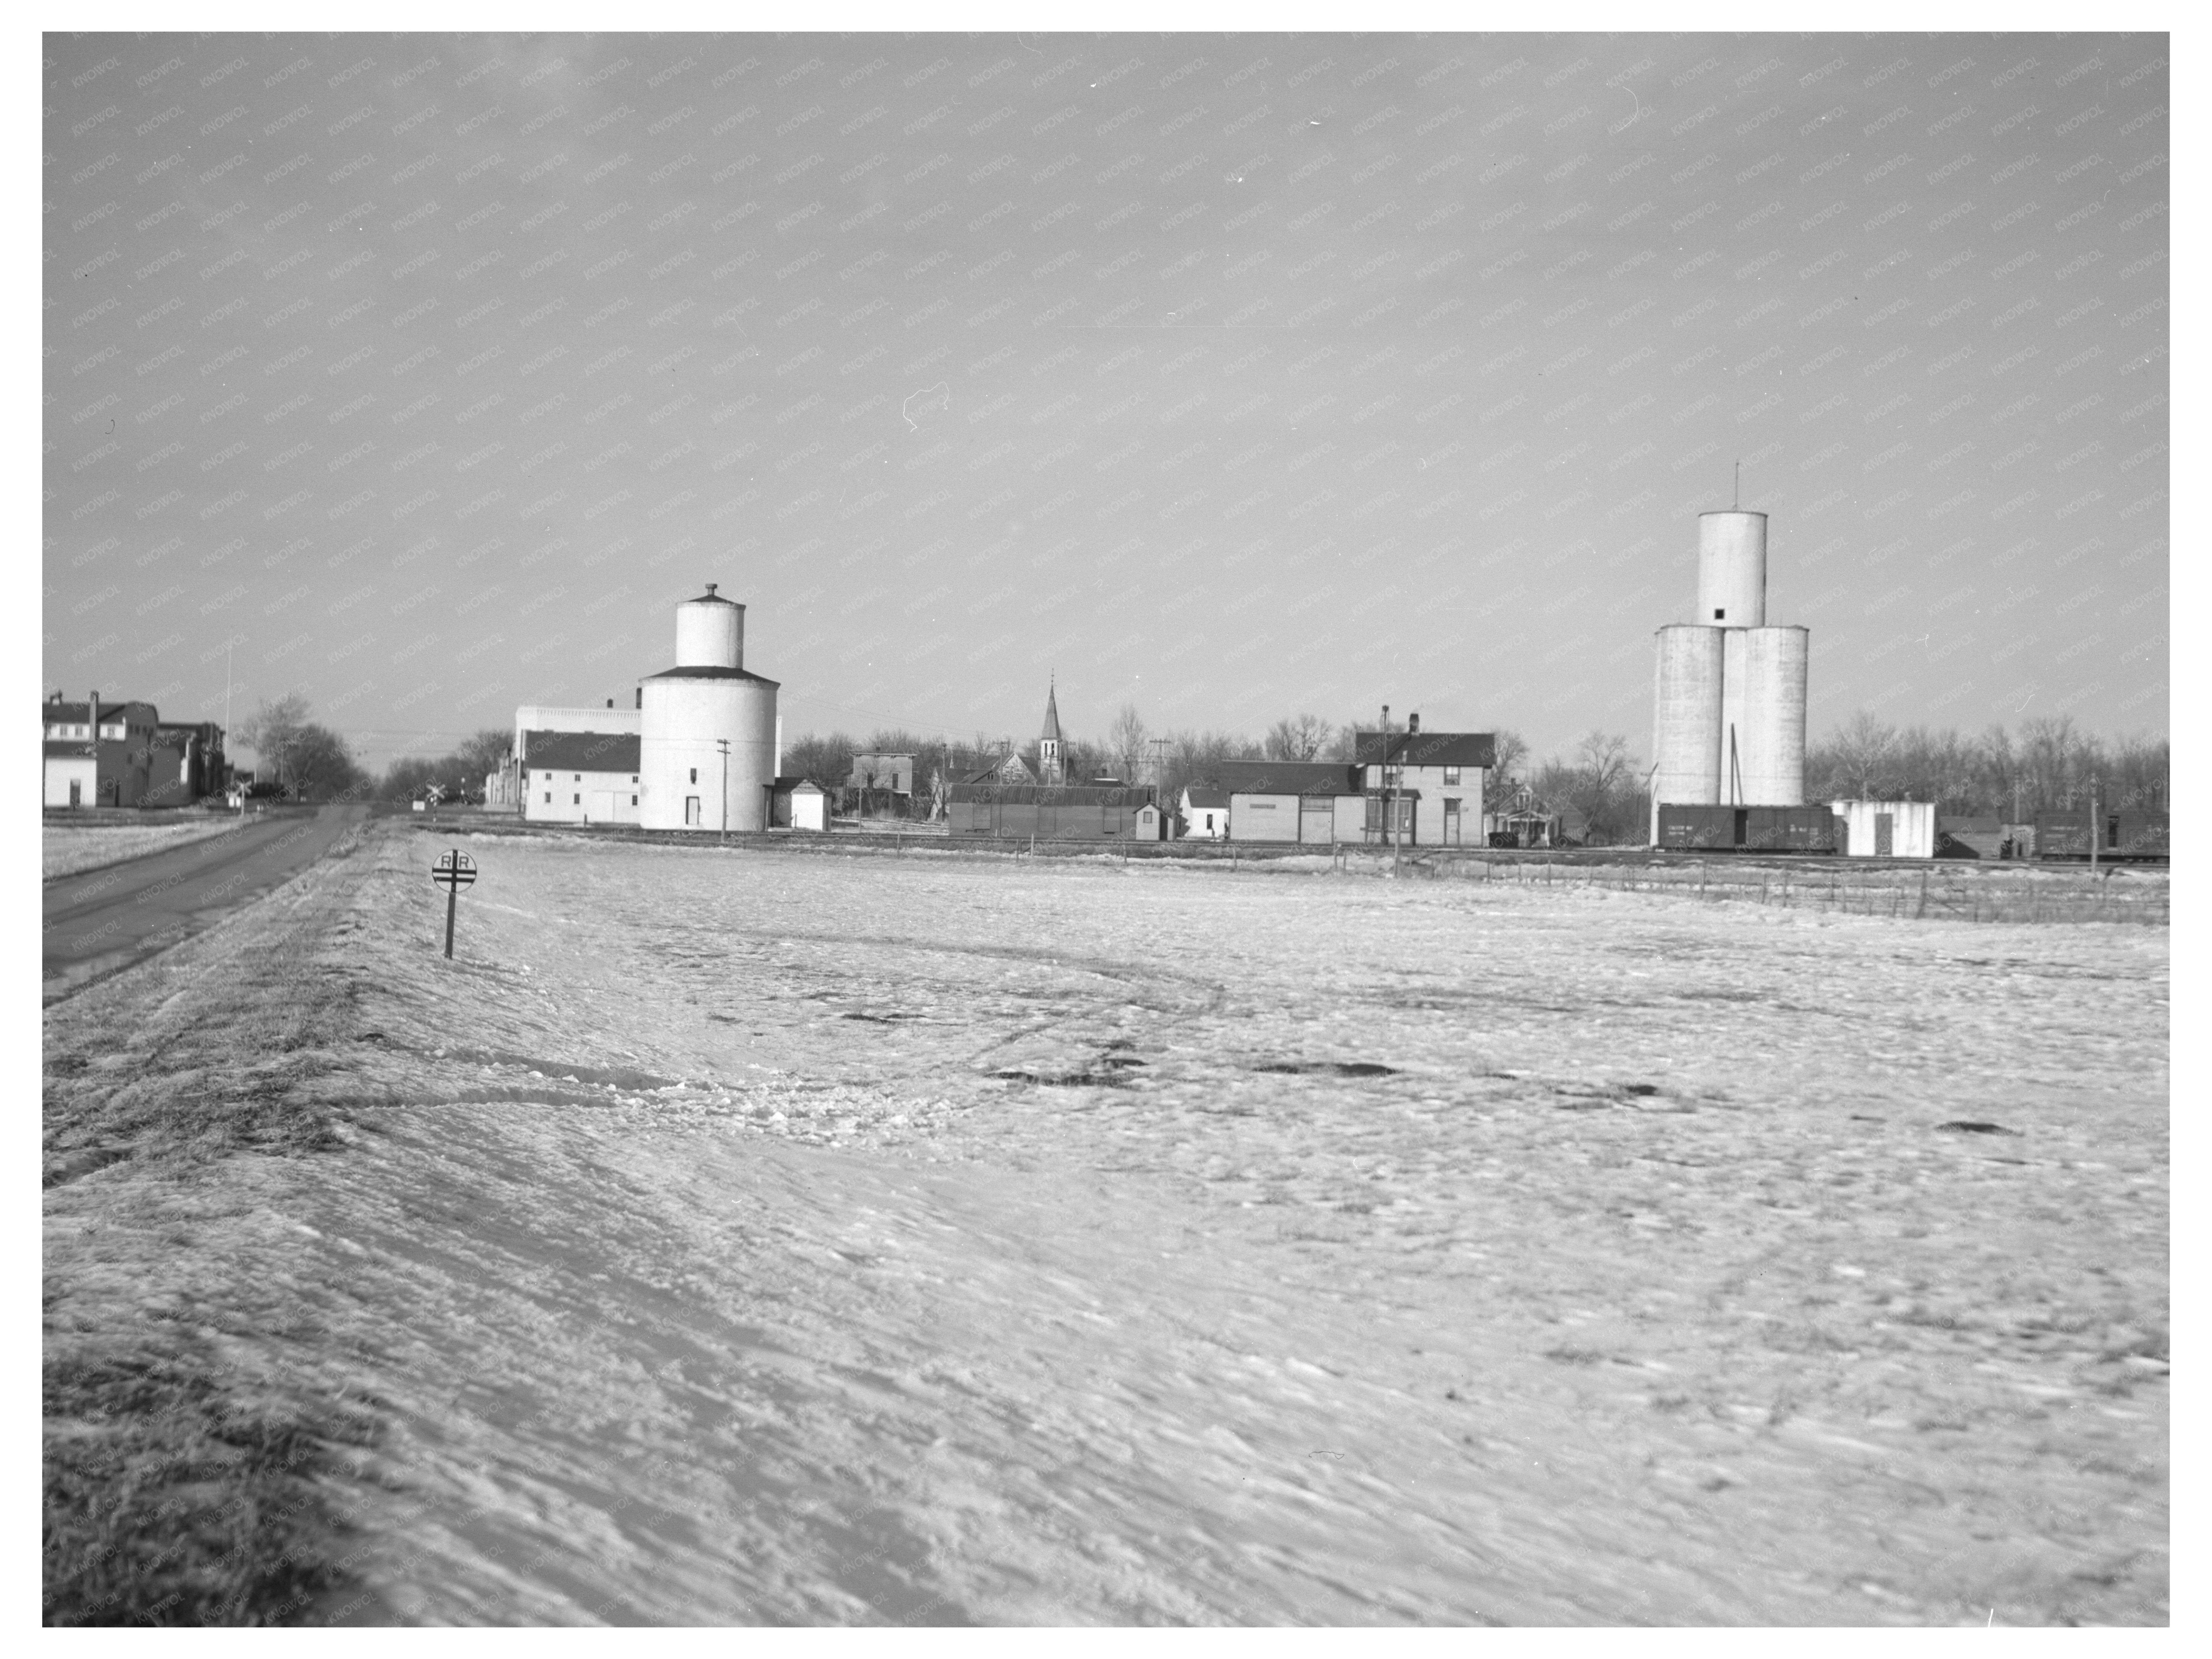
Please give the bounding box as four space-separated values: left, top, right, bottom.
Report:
1649 510 1809 842
640 584 780 832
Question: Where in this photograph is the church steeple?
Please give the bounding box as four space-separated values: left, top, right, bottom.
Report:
1039 677 1064 785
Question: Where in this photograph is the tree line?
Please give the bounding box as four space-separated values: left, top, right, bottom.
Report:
234 694 510 804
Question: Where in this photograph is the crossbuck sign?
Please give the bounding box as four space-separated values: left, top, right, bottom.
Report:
431 849 476 958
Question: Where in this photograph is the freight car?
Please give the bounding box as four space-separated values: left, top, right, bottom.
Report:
1653 803 1839 852
2031 808 2170 863
945 782 1163 840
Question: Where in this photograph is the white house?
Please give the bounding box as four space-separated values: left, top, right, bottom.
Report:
1353 730 1493 847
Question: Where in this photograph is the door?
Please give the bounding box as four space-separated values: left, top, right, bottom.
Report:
1875 812 1894 857
589 790 618 822
68 780 80 807
685 795 702 827
1442 799 1462 845
1732 809 1748 847
1300 799 1334 844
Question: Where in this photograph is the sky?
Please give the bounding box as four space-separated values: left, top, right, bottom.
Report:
42 30 2169 772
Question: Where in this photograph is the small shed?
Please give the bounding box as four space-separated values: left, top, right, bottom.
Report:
771 776 829 831
1831 800 1936 859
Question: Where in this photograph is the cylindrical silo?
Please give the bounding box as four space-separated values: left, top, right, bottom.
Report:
1651 624 1724 837
1696 510 1767 627
640 584 780 832
675 583 744 668
1720 625 1808 806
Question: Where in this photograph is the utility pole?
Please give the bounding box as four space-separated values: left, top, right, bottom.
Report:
1379 704 1389 859
717 738 731 840
2088 773 2099 874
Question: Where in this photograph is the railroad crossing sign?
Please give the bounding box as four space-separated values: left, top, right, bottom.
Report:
431 849 476 958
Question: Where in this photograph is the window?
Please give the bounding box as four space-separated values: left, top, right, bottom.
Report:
1443 766 1461 785
1714 608 1725 620
631 775 638 783
573 794 581 805
574 773 582 782
631 794 639 806
689 767 698 784
544 792 552 804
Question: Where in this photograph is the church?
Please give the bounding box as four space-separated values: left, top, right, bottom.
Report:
962 679 1070 787
945 681 1165 841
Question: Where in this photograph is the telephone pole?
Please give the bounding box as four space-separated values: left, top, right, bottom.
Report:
717 739 731 840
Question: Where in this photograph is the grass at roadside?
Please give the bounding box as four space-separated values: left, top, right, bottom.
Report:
43 824 380 1626
44 818 241 881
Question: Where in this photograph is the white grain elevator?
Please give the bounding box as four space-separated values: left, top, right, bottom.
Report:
639 584 780 832
1649 510 1809 841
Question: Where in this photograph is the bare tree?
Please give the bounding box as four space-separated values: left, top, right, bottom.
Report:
1829 711 1901 799
233 693 313 794
1106 703 1149 784
1487 728 1530 792
1264 713 1334 762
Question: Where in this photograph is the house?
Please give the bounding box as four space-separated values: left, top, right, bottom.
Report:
1179 785 1230 840
1831 799 1936 859
962 751 1037 787
849 751 916 796
41 693 214 808
1352 729 1493 847
520 729 644 825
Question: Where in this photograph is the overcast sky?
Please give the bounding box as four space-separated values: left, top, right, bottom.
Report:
44 30 2167 770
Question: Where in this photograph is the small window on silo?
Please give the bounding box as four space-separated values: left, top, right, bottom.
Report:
1714 608 1725 619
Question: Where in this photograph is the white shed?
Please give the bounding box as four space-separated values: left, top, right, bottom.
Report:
1830 800 1936 859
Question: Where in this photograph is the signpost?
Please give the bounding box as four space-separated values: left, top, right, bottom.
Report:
431 849 477 959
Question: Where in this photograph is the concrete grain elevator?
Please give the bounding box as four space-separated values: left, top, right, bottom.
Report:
1649 510 1809 842
640 585 780 832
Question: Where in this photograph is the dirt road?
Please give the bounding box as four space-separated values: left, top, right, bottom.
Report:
41 804 368 1001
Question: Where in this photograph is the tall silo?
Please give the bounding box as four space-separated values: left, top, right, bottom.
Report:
1696 510 1767 626
1649 505 1810 840
1720 626 1810 805
639 583 780 832
1651 625 1724 832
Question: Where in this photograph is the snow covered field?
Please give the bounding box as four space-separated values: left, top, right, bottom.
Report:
45 824 2168 1624
43 816 238 879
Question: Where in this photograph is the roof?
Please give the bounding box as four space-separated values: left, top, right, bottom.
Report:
642 665 779 685
1182 786 1230 809
44 741 95 759
1210 760 1362 797
773 776 827 793
1352 730 1495 768
684 583 740 607
949 783 1157 807
1040 681 1062 742
962 754 1035 786
521 730 642 771
41 699 158 724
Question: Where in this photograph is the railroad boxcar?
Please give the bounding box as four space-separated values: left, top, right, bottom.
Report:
1654 804 1839 852
2032 808 2170 862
